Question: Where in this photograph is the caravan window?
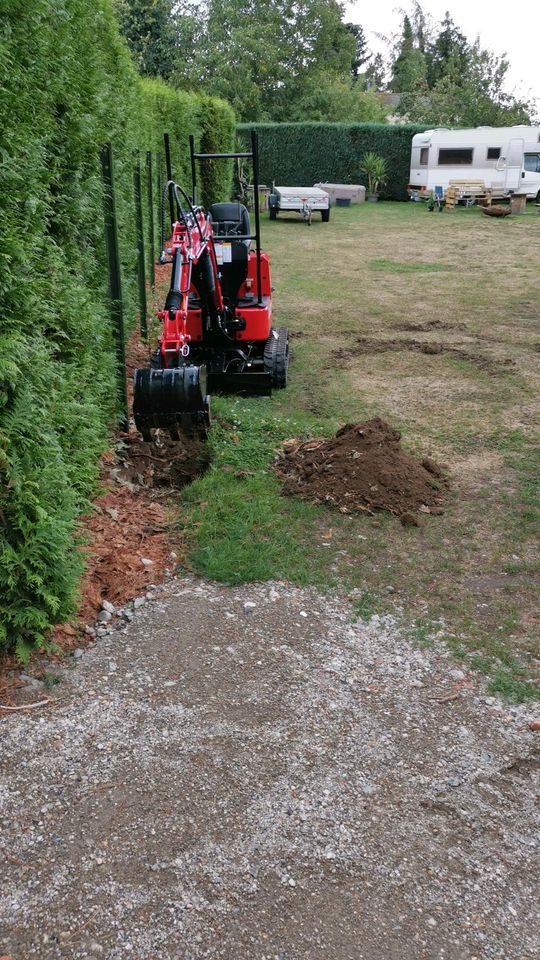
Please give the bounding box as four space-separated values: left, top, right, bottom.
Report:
438 148 473 165
420 148 428 165
524 153 540 173
487 147 501 160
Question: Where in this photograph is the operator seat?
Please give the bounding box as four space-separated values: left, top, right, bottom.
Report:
209 202 251 304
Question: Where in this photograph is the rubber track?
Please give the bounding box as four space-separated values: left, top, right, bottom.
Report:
264 327 289 389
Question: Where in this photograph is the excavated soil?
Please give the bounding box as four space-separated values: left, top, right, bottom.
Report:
332 337 513 374
275 418 448 522
50 429 207 653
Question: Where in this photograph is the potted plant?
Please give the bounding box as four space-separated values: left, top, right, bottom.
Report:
361 152 388 202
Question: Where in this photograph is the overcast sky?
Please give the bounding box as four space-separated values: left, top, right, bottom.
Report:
344 1 539 107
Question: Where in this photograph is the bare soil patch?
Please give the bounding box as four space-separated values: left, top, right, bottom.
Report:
398 319 465 333
332 337 513 375
275 418 448 523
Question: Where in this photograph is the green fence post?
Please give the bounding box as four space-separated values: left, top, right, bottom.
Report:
164 132 175 232
146 150 155 289
133 154 148 339
100 142 128 431
156 151 163 257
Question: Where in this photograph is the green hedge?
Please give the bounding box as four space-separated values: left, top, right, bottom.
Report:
139 83 235 208
237 122 428 200
0 0 234 657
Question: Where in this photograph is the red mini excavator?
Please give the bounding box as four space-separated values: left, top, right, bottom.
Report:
133 132 289 440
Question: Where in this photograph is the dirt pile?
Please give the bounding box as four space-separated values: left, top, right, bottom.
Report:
275 418 448 522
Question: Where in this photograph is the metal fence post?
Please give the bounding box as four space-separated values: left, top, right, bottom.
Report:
156 151 163 256
100 142 128 431
164 132 175 231
146 150 155 289
133 154 148 339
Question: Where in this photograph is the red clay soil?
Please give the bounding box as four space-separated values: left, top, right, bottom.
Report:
275 418 448 523
50 326 206 652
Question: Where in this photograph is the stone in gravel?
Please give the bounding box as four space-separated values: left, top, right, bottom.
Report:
73 650 84 660
101 599 115 614
141 558 154 566
243 601 257 613
98 609 112 623
450 669 465 680
528 720 540 731
20 673 45 690
133 597 146 609
84 625 96 637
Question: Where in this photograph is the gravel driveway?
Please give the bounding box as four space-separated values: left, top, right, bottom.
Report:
1 578 539 959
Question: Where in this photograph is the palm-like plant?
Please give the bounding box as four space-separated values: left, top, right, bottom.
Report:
361 152 388 197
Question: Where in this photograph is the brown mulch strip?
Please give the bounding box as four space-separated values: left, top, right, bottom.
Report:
52 325 206 651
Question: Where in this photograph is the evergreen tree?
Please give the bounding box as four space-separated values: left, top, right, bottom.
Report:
427 12 468 87
345 23 371 80
400 39 534 125
391 14 427 93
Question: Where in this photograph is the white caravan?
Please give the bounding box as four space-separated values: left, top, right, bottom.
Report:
408 126 540 201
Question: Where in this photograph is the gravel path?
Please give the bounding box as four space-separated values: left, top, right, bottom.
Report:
1 578 539 959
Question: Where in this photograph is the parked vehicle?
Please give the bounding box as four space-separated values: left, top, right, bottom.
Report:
269 186 330 224
408 126 540 201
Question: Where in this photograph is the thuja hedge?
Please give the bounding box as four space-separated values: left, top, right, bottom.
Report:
0 0 233 657
237 122 427 200
139 82 235 207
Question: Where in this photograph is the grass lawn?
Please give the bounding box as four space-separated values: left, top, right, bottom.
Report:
180 201 540 701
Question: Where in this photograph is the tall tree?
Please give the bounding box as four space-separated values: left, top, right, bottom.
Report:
174 0 363 123
117 0 177 78
400 39 534 125
345 23 371 80
427 11 468 87
389 4 535 124
391 14 427 93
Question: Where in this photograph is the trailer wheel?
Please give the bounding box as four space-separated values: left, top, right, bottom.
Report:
264 327 289 389
269 206 277 220
321 208 330 222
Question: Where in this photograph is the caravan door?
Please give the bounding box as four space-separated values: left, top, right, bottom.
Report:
521 151 540 199
504 139 524 192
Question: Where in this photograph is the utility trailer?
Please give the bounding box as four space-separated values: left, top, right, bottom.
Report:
408 126 540 202
268 186 330 224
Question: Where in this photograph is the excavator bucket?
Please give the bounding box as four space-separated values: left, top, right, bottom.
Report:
133 365 210 441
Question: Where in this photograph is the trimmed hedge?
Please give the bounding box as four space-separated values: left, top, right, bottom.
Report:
237 122 428 200
139 83 235 207
0 0 234 657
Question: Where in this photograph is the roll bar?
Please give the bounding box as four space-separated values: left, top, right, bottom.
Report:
189 130 263 307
